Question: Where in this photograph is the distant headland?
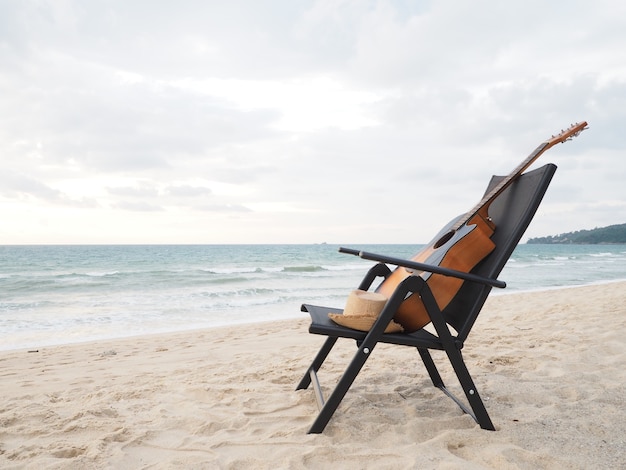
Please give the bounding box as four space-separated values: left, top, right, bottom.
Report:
527 223 626 244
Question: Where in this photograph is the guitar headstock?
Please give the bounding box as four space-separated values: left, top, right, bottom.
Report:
547 121 588 146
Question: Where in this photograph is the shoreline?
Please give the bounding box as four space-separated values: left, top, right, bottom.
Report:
3 278 626 354
489 276 626 295
2 281 625 468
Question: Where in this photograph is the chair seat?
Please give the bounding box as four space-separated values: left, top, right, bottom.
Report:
303 303 448 350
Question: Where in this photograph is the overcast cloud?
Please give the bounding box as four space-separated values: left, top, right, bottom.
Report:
1 0 624 244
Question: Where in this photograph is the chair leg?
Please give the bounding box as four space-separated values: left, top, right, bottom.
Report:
307 341 374 434
417 347 495 430
296 336 338 390
415 282 495 430
445 348 495 431
417 348 445 388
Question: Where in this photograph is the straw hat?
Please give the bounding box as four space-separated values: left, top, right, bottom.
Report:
328 289 404 333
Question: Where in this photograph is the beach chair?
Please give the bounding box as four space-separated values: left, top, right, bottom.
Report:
296 163 557 433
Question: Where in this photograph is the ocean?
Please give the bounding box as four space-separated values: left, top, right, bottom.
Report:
1 243 625 351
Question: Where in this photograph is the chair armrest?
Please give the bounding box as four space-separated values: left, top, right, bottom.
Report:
339 247 506 289
357 262 392 291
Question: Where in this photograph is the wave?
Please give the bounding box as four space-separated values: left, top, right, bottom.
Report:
282 265 327 273
0 300 54 311
323 264 367 272
3 243 626 351
589 252 621 258
202 267 264 275
191 287 276 298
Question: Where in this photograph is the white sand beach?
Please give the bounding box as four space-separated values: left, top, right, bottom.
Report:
1 282 625 469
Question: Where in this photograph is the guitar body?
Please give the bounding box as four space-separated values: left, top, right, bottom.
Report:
376 213 496 332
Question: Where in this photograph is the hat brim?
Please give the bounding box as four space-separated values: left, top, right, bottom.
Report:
328 313 404 334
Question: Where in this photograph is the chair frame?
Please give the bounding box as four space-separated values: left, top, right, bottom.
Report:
296 164 557 434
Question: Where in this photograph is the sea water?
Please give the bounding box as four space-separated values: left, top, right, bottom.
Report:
1 244 625 351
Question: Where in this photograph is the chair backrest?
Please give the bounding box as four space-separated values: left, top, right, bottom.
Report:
443 163 557 341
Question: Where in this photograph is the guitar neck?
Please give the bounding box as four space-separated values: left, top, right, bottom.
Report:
459 142 549 227
453 121 587 230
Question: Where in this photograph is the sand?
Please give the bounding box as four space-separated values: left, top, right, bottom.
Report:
1 282 625 469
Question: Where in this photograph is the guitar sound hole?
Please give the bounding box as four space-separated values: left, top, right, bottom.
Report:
434 230 455 249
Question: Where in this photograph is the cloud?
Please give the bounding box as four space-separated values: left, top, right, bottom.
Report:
1 57 281 174
165 185 212 198
107 185 160 198
0 171 98 208
1 0 625 243
113 201 163 212
194 203 252 213
0 172 63 200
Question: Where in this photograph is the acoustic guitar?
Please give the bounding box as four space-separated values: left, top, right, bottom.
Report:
376 121 588 332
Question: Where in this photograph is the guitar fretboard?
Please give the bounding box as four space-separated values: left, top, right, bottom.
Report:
452 142 549 230
451 121 587 231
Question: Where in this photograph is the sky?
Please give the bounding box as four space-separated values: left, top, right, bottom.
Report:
1 0 625 245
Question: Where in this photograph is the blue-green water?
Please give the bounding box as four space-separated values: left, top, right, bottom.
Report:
1 244 625 350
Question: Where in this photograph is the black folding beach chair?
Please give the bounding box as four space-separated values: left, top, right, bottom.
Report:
296 163 557 433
